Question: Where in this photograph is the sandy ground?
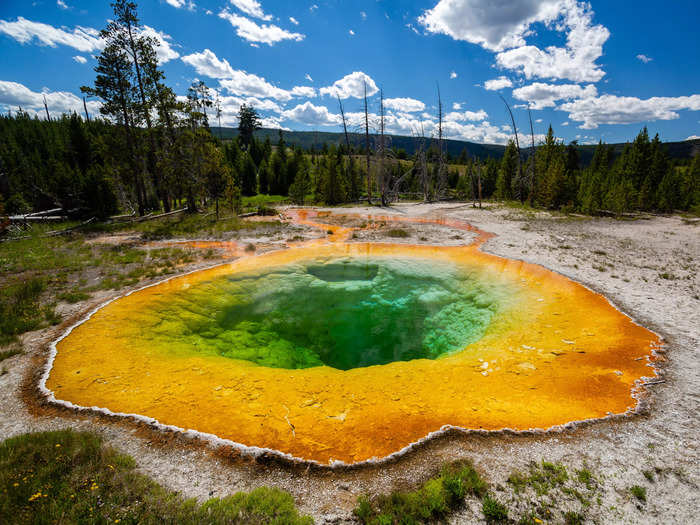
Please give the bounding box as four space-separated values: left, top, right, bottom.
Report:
1 203 698 523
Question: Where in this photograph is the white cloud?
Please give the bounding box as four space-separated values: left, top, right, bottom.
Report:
361 11 367 20
535 118 543 123
450 71 458 79
165 0 196 10
685 135 700 141
229 0 272 21
305 73 313 82
310 4 318 12
384 97 426 113
291 86 316 98
419 0 564 52
512 82 597 109
72 55 87 64
452 102 462 110
289 17 299 25
320 71 379 99
0 16 102 52
57 0 69 9
181 49 313 101
445 109 488 122
561 121 569 126
219 10 304 45
182 48 235 79
483 76 513 91
494 1 609 83
0 17 179 63
559 94 700 129
349 29 355 35
0 79 100 118
636 54 652 64
140 25 180 63
419 1 609 83
281 101 340 126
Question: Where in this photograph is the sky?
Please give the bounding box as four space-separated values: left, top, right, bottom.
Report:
1 0 699 146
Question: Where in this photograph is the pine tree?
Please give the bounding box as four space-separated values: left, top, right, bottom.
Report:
289 163 311 205
238 104 261 150
240 152 257 197
496 140 518 200
258 159 271 195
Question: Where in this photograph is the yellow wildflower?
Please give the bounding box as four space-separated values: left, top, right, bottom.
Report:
55 444 61 447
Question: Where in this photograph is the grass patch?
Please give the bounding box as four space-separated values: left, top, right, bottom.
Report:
0 430 311 524
507 461 569 496
482 495 508 523
629 485 646 502
57 290 91 304
0 278 57 346
658 272 677 280
576 468 595 489
564 510 585 524
0 343 23 363
353 460 486 524
386 228 410 238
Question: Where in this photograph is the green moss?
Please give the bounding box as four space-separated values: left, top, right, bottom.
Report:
629 485 646 502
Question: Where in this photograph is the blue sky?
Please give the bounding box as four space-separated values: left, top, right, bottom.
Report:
1 0 698 145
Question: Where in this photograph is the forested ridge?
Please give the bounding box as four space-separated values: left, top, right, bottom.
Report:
1 1 698 223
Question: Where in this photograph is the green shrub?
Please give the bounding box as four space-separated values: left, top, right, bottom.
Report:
387 229 409 238
353 460 486 524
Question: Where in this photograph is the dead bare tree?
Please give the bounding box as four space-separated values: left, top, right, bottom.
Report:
337 93 357 201
215 92 223 140
378 89 389 206
499 94 524 202
43 95 51 121
337 94 351 154
363 81 372 205
436 83 447 199
414 123 430 201
527 104 536 206
469 158 483 209
82 96 90 122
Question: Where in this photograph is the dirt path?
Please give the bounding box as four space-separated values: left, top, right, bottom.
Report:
1 203 697 523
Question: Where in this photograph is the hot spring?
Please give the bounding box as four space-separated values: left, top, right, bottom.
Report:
45 212 660 465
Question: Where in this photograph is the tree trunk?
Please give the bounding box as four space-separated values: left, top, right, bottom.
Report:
364 81 372 205
500 95 523 202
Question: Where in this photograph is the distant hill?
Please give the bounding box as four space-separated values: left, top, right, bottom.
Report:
210 127 700 165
